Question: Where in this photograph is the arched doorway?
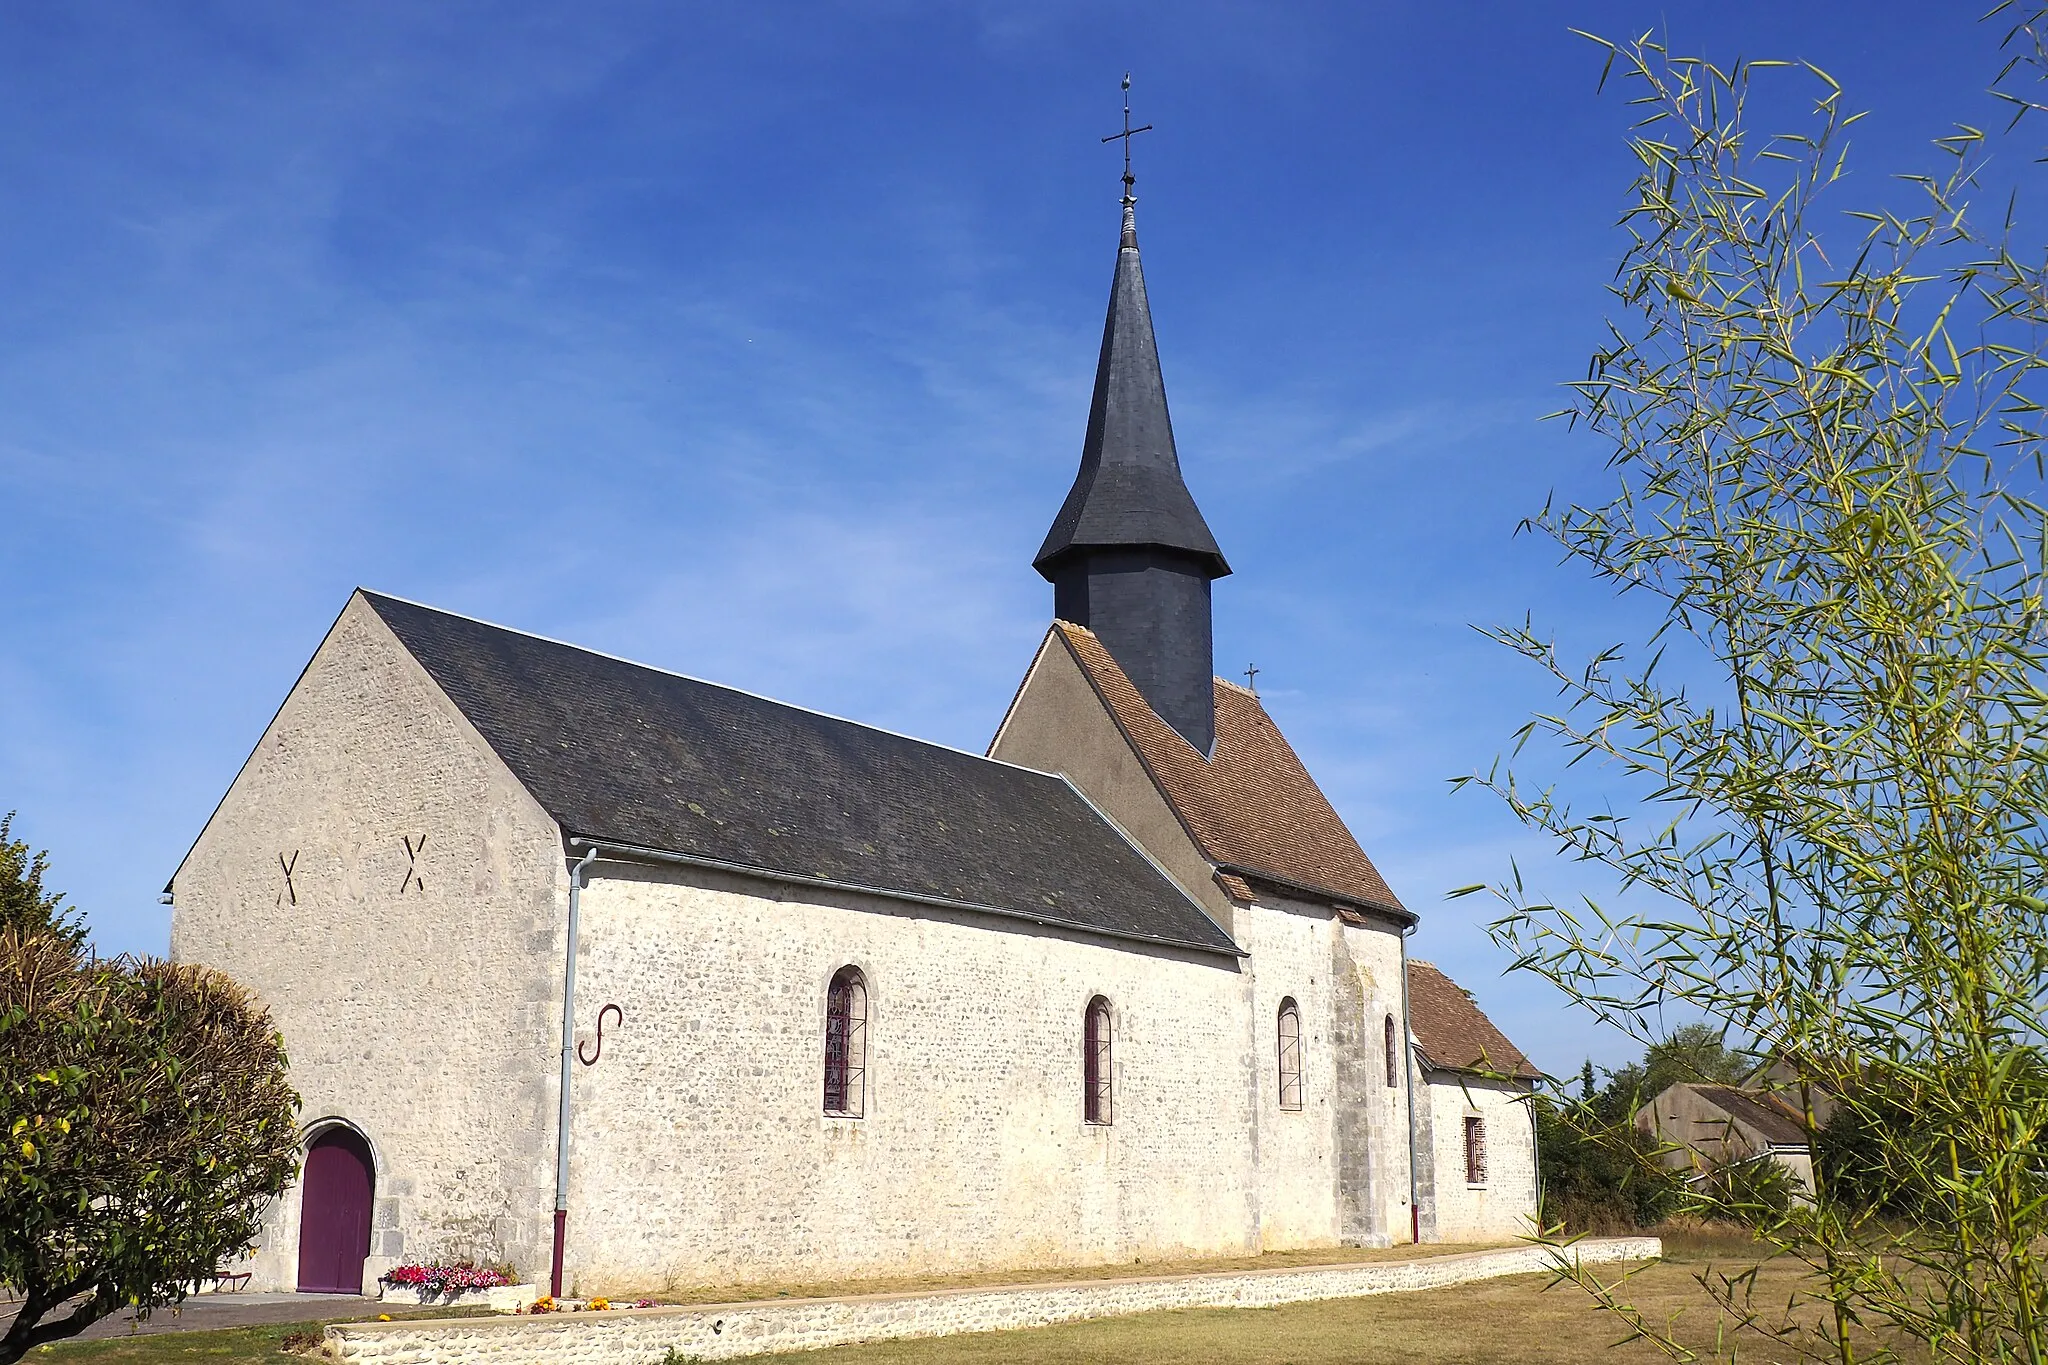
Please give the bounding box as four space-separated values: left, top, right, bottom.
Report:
296 1125 375 1293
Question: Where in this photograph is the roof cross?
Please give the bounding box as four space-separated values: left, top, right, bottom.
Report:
1244 664 1260 695
1100 72 1152 209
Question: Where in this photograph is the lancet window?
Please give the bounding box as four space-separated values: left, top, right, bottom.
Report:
823 966 868 1118
1083 996 1113 1124
1276 999 1303 1111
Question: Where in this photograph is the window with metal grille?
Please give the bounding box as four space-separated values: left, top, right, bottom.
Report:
1464 1115 1488 1185
823 966 867 1117
1385 1014 1400 1088
1276 999 1303 1111
1083 996 1112 1124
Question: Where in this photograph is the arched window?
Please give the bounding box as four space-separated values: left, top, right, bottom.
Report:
1276 999 1303 1111
823 967 868 1117
1385 1014 1400 1088
1083 996 1113 1124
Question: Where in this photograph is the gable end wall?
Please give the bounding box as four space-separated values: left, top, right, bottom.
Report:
989 630 1235 933
169 592 569 1291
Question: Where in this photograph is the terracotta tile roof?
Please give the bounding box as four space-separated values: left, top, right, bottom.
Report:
1215 871 1257 902
1407 961 1539 1081
1054 621 1406 916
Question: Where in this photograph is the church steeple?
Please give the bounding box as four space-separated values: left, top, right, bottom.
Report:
1034 122 1230 755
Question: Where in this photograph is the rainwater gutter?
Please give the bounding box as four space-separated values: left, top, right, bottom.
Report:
1400 922 1423 1245
549 843 599 1299
576 836 1245 960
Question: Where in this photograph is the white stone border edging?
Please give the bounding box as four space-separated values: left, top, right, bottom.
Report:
325 1237 1661 1364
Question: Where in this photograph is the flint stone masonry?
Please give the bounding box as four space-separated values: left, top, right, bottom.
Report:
563 861 1264 1288
326 1239 1662 1364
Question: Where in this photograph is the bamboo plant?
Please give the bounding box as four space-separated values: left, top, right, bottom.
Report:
1459 15 2048 1363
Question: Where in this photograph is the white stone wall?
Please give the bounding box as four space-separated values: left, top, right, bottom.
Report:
1423 1074 1537 1242
1233 897 1337 1249
168 593 569 1291
558 861 1260 1294
1231 897 1412 1250
326 1238 1664 1365
1336 917 1416 1244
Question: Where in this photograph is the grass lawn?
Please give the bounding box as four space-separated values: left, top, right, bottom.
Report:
34 1233 1914 1365
796 1259 1920 1365
21 1307 491 1365
610 1237 1513 1306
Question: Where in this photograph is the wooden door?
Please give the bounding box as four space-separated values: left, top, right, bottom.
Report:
296 1127 374 1293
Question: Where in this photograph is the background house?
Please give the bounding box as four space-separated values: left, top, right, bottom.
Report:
1636 1082 1815 1197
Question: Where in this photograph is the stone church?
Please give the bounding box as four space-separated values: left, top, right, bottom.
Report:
168 196 1540 1298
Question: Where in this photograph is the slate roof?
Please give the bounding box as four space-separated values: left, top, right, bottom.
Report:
1034 210 1229 579
1406 961 1540 1081
1053 622 1407 918
1692 1085 1809 1147
361 592 1238 956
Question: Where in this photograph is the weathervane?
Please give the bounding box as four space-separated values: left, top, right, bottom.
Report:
1101 72 1152 210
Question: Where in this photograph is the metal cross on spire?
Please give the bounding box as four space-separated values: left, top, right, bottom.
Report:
1101 72 1152 211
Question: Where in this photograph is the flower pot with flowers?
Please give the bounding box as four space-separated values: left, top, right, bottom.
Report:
378 1261 534 1310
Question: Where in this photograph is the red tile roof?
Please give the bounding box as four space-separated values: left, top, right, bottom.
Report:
1407 961 1539 1080
1055 621 1406 916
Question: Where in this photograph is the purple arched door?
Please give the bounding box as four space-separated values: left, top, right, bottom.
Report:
297 1127 374 1293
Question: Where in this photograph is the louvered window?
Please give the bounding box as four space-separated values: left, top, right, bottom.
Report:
1464 1115 1488 1186
1084 996 1113 1124
1277 999 1303 1111
823 967 867 1117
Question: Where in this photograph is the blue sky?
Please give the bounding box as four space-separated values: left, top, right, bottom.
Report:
0 2 2016 1075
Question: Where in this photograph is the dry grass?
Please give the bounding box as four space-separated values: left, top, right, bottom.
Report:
36 1236 1925 1365
605 1239 1513 1306
796 1260 1923 1365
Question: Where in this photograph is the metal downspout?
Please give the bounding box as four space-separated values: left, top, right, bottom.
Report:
1400 923 1422 1244
550 843 599 1298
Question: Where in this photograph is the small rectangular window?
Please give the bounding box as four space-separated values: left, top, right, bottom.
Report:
1464 1116 1488 1186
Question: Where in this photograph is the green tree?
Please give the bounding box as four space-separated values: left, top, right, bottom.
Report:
1455 19 2048 1364
0 929 300 1362
0 815 83 950
1535 1087 1680 1232
1599 1023 1752 1123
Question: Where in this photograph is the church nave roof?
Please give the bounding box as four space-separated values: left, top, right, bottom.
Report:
361 591 1239 957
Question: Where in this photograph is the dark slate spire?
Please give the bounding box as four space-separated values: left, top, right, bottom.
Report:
1032 205 1229 580
1035 196 1230 756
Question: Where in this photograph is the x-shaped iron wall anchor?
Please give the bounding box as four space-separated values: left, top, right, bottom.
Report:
398 834 427 894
